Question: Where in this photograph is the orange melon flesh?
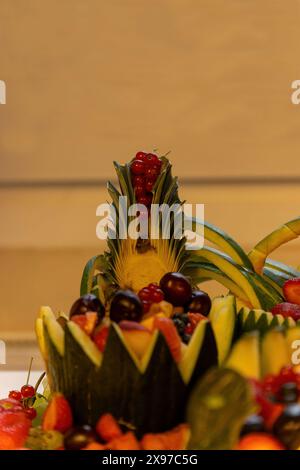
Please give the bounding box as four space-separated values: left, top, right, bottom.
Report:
141 424 190 450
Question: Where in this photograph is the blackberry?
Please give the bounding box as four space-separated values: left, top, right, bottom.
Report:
172 313 190 343
182 333 191 345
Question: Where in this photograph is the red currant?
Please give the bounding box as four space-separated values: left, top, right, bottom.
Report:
295 375 300 389
146 153 160 166
185 323 194 335
151 289 164 303
145 167 160 179
24 407 37 420
138 194 152 207
21 385 35 398
280 366 295 383
139 288 151 301
131 160 145 176
145 179 155 192
8 390 22 401
262 375 277 394
148 283 159 291
134 185 145 198
135 151 147 160
142 300 151 313
132 176 144 187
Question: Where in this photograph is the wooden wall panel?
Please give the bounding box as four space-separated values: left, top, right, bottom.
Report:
1 0 300 181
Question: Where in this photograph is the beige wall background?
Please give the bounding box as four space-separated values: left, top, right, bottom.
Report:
0 1 300 347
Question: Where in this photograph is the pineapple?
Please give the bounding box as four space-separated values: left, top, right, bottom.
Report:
80 155 283 311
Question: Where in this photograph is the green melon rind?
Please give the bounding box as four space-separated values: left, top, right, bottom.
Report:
195 247 262 309
190 218 254 270
185 321 218 387
43 324 65 393
186 262 249 304
67 321 102 367
236 307 297 335
43 319 217 434
209 296 236 365
265 259 300 279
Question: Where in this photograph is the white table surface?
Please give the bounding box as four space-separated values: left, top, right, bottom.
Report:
0 371 43 398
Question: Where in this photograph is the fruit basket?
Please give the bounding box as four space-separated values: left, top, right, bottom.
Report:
1 151 300 451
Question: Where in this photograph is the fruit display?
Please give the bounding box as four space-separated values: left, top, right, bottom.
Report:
1 151 300 450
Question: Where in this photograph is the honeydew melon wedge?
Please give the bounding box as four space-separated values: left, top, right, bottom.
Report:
35 318 47 360
285 327 300 365
261 329 290 376
249 217 300 274
67 321 102 367
226 332 261 380
209 296 236 364
44 315 64 356
179 319 217 384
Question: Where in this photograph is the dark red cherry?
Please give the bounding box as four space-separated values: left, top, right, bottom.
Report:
70 294 105 320
159 272 192 306
185 290 211 316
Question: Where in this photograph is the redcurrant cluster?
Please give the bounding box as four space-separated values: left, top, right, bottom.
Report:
131 151 162 208
138 283 164 313
262 366 300 399
8 385 37 420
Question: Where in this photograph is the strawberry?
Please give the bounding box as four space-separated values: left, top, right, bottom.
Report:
93 325 109 352
42 393 73 433
71 312 98 336
95 413 122 442
0 411 31 450
0 398 23 413
271 302 300 321
185 313 207 334
283 278 300 305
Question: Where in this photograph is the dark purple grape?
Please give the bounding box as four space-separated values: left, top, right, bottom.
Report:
64 425 97 450
240 414 265 436
277 382 298 404
159 272 192 306
185 290 211 316
70 294 105 320
110 290 143 323
273 404 300 449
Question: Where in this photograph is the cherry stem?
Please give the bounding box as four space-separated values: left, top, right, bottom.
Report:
34 371 46 393
26 357 33 385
